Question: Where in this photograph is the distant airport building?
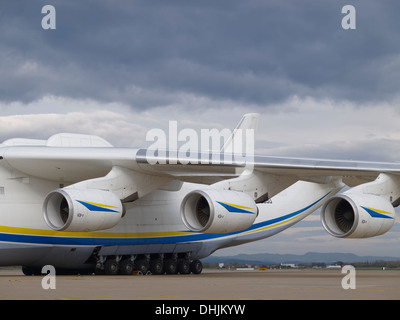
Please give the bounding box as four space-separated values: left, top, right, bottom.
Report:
326 265 342 269
280 263 297 268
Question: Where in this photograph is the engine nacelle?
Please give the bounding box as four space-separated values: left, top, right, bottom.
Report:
180 189 258 233
43 188 124 232
321 192 395 238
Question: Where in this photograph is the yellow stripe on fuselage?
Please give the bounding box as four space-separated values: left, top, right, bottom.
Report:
0 225 190 238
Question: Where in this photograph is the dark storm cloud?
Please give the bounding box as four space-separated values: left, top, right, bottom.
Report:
1 1 400 108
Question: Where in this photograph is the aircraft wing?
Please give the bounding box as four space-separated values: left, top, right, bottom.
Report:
2 112 400 200
253 154 400 179
135 151 400 188
3 144 400 184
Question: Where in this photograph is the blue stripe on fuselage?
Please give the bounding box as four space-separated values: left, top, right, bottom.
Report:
0 191 331 246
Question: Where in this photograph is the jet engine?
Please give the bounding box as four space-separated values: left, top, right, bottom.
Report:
43 188 124 232
321 192 395 238
180 189 258 233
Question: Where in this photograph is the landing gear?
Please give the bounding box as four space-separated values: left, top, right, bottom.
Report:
135 258 150 274
178 259 191 274
150 258 164 275
104 258 119 275
164 259 178 275
190 259 203 274
94 253 203 276
119 258 134 275
22 266 42 276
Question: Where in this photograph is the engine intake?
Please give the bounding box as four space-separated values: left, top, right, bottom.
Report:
43 188 124 232
321 193 395 238
181 189 258 233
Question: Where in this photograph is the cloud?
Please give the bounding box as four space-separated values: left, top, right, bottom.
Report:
1 1 400 108
0 96 149 147
253 95 400 162
2 93 400 164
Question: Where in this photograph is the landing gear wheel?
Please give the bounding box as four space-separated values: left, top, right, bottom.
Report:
22 266 41 276
178 259 191 274
120 259 134 275
164 259 178 275
150 259 164 275
190 260 203 274
104 259 119 275
135 259 149 274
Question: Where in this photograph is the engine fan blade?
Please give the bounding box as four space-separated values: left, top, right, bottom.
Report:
335 200 354 233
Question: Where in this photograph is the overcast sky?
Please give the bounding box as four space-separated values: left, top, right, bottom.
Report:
1 1 400 257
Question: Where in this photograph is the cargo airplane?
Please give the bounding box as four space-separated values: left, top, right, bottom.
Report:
0 114 398 275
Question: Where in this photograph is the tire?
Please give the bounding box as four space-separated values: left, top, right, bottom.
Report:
104 259 119 275
178 259 191 274
120 259 134 275
150 258 164 275
22 266 41 276
190 260 203 274
164 259 178 275
134 259 149 274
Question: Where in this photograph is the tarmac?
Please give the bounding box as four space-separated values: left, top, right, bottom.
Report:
0 267 399 301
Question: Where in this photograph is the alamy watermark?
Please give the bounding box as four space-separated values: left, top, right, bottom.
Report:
41 4 356 31
145 120 255 171
41 5 56 30
341 5 356 30
41 265 56 289
341 265 356 290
